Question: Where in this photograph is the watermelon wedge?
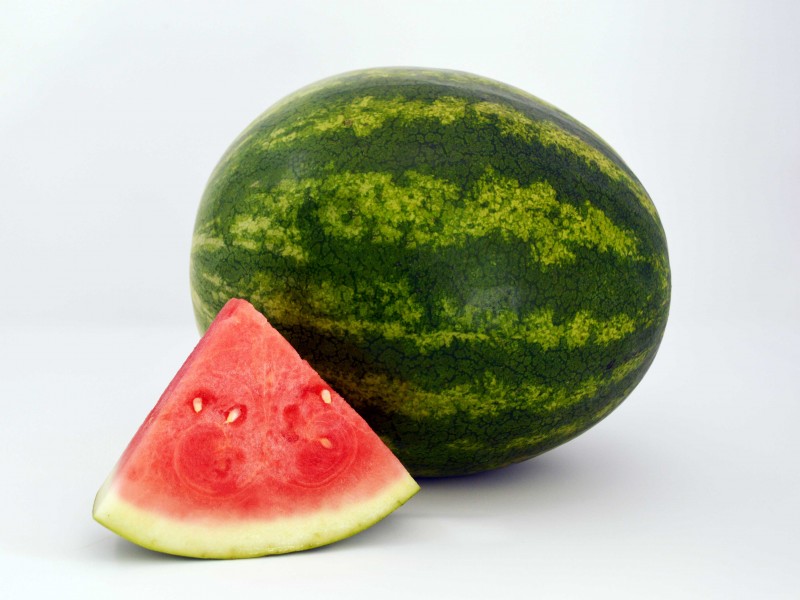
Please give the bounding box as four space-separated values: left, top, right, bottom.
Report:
93 299 419 558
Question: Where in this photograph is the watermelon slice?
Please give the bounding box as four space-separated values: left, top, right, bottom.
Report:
93 298 419 558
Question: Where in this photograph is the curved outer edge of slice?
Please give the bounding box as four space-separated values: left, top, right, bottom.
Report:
92 468 419 558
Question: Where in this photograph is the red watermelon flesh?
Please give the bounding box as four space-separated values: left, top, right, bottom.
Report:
93 298 419 558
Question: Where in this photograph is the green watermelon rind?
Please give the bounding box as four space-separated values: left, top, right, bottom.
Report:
190 67 671 477
93 469 418 558
93 471 419 558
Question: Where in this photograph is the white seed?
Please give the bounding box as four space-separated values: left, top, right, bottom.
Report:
320 389 332 404
226 407 241 423
319 437 333 449
192 397 203 413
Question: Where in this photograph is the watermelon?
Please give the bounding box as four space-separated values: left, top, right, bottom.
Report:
190 67 671 477
93 298 419 558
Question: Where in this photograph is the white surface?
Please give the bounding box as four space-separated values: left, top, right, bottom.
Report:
2 1 799 598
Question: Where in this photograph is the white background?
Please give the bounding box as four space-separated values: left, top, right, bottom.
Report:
2 1 799 597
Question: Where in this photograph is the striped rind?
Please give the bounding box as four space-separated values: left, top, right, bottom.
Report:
93 467 419 558
190 67 671 476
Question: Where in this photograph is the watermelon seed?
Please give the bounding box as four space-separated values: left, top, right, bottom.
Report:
321 389 332 404
319 437 333 449
192 397 203 413
226 408 241 423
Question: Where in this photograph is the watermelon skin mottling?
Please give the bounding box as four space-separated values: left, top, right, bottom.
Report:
190 67 671 477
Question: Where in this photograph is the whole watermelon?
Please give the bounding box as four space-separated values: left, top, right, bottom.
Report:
190 67 670 477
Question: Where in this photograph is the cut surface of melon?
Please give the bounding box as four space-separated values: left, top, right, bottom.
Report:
93 298 419 557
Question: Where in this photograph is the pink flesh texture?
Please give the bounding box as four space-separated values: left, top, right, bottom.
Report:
112 298 410 521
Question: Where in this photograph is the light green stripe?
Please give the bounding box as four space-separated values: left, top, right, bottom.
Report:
210 169 641 268
261 95 469 148
252 91 656 220
471 101 657 219
466 169 641 264
341 347 650 425
190 231 226 252
212 267 639 355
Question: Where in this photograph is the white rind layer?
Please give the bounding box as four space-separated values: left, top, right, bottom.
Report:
92 470 419 558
